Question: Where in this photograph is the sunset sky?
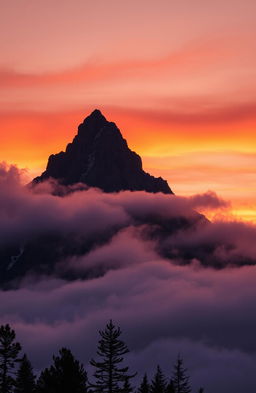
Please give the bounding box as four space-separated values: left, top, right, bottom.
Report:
1 0 256 221
2 3 256 392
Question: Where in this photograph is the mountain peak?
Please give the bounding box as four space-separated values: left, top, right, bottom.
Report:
89 108 105 117
33 110 173 194
77 109 108 137
85 109 107 123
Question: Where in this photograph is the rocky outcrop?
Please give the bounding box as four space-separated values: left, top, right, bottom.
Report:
33 110 173 194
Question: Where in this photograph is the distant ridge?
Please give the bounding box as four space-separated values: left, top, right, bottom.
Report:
33 109 173 194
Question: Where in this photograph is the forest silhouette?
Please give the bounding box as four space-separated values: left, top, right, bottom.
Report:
0 321 203 393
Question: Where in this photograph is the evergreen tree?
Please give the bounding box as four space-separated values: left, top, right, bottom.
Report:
137 374 150 393
14 354 36 393
90 320 136 393
36 368 55 393
150 366 166 393
0 324 21 393
36 348 87 393
166 379 175 393
122 377 133 393
172 356 191 393
198 388 204 393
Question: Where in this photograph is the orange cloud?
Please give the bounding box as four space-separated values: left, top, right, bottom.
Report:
108 102 256 126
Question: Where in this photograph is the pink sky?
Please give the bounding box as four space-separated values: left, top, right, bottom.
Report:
0 0 256 220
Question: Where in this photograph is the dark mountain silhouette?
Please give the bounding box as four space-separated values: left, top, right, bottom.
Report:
0 110 216 289
33 109 173 194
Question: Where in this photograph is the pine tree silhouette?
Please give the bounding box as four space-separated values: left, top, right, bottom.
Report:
123 376 133 393
172 356 191 393
14 354 36 393
0 324 21 393
166 379 175 393
137 374 150 393
198 388 204 393
90 320 136 393
36 368 54 393
150 365 166 393
37 348 87 393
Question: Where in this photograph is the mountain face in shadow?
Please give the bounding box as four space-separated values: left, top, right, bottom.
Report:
33 109 173 194
1 110 217 289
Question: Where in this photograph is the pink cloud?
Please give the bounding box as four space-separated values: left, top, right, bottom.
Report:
0 39 233 88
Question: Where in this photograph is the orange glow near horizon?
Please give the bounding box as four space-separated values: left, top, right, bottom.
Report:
1 108 255 223
0 0 256 222
2 109 256 164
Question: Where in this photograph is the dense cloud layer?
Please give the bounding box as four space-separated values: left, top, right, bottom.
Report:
1 263 256 393
1 163 256 392
0 163 228 246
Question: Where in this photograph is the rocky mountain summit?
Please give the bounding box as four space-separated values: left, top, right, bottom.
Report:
33 109 173 194
1 110 216 289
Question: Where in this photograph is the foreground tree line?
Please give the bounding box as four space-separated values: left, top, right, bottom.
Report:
0 320 204 393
